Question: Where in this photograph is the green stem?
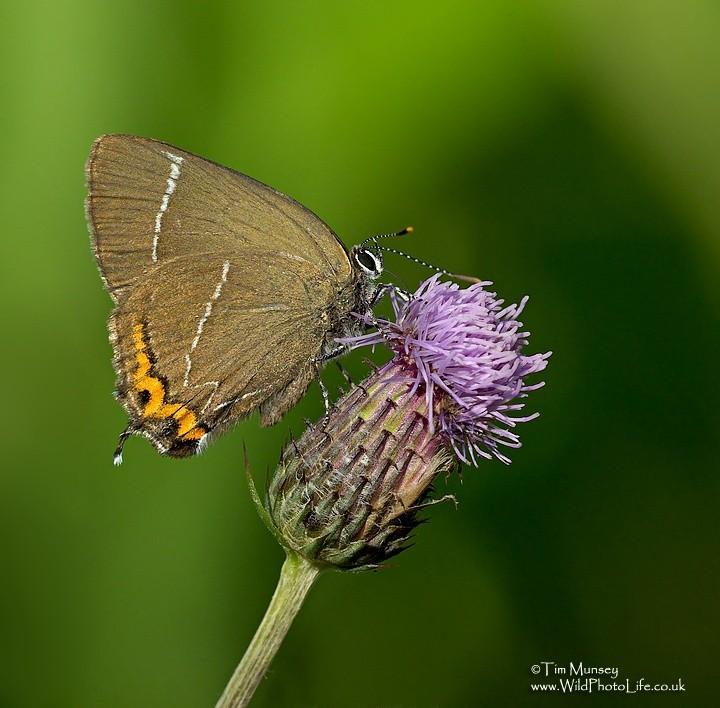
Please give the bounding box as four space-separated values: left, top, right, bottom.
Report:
215 552 320 708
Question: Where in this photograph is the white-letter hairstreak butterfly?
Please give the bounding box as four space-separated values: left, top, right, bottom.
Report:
86 135 406 463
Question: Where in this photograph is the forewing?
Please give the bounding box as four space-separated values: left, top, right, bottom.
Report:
112 251 333 455
86 134 352 302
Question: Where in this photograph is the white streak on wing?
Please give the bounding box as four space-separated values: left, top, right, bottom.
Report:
151 151 184 262
213 388 262 412
190 260 231 357
183 261 231 411
200 382 220 413
183 353 193 386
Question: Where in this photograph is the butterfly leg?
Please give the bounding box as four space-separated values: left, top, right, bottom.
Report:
318 377 331 416
370 283 411 307
315 345 346 364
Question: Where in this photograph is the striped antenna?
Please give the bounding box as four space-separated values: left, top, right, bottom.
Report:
360 226 413 246
374 245 481 284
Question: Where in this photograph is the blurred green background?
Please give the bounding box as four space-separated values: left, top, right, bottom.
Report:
2 1 719 706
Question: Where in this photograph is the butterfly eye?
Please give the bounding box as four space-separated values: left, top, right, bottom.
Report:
354 248 383 277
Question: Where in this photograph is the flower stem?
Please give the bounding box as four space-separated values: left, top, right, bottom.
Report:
215 552 320 708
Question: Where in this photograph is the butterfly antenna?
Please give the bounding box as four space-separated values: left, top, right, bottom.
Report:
374 245 481 284
361 226 413 246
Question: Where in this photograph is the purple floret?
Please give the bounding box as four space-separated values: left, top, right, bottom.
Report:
341 275 550 465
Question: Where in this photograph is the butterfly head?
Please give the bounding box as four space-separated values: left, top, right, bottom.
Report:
353 226 414 283
351 246 384 280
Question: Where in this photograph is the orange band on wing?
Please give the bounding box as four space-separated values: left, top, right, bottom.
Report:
130 322 207 443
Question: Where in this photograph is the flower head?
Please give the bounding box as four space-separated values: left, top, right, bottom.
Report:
342 275 550 464
254 275 550 571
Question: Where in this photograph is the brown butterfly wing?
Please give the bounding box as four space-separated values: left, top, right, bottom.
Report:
86 134 351 302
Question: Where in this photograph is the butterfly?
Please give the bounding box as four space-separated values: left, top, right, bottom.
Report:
86 135 397 462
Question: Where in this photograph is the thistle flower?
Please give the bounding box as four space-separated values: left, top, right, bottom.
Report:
217 276 550 708
254 275 550 571
343 274 551 465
